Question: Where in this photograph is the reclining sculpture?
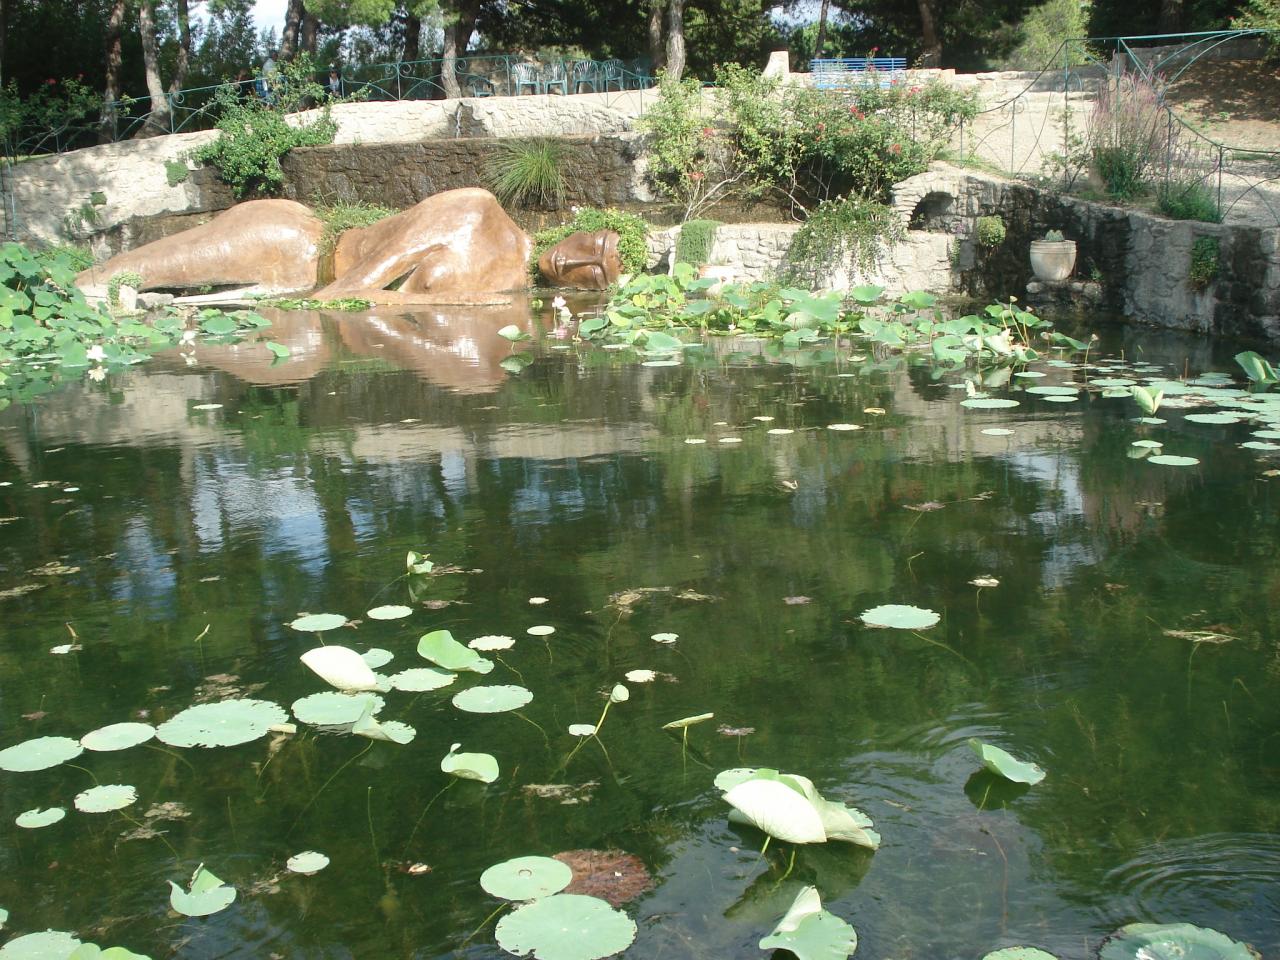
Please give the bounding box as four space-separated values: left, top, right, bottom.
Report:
75 188 624 300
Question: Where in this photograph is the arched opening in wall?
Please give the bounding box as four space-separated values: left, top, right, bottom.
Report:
909 190 956 231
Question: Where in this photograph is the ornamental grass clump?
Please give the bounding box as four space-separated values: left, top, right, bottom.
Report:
1087 64 1168 200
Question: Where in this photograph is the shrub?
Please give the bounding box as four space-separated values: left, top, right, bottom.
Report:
37 244 93 272
1189 236 1220 289
531 208 650 279
314 199 396 254
165 160 190 186
1003 0 1089 71
1087 65 1166 200
107 271 144 306
1157 179 1223 223
484 138 568 209
784 196 904 287
1234 0 1280 60
976 215 1007 248
674 219 721 267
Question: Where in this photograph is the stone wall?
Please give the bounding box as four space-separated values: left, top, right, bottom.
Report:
894 164 1280 342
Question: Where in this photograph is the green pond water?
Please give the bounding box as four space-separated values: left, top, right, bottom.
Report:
0 305 1278 959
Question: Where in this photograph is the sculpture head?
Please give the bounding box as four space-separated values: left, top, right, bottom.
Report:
539 230 623 290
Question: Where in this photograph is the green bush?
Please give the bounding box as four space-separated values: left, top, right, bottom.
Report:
784 196 904 287
195 56 336 197
531 208 650 279
314 199 396 254
1234 0 1280 60
1003 0 1089 71
674 219 721 267
165 160 190 186
1189 236 1220 289
976 215 1007 248
37 244 93 272
1157 180 1223 223
484 138 568 209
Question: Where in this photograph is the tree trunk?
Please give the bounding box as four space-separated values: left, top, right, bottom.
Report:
1157 0 1184 34
441 0 479 100
168 0 192 94
916 0 941 67
404 14 422 61
813 0 830 61
280 0 304 59
648 0 666 72
138 0 172 136
301 9 319 53
98 0 127 143
664 0 686 81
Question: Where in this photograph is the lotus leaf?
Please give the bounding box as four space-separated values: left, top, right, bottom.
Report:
859 605 940 630
388 667 457 692
471 635 515 651
1041 395 1077 403
418 630 495 674
67 946 152 960
453 685 534 714
624 670 656 683
352 703 416 744
759 886 857 960
982 948 1059 960
289 613 348 632
662 713 714 730
0 735 84 772
441 744 499 783
1131 386 1164 416
968 739 1046 785
156 699 288 748
1099 923 1258 960
286 851 330 875
300 645 380 692
360 648 395 668
74 784 138 813
292 692 384 726
0 930 82 959
724 778 827 844
480 856 573 901
526 625 556 637
406 551 434 574
495 894 637 960
15 807 66 829
1241 441 1280 450
1149 455 1200 466
1131 440 1163 449
961 398 1020 409
168 864 236 917
1185 413 1243 425
609 685 629 704
1024 386 1078 396
1235 350 1278 383
981 428 1014 436
367 605 413 620
826 423 863 431
0 907 5 927
81 722 156 752
568 724 597 736
719 769 880 849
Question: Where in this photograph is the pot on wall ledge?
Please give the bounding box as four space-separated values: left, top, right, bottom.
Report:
1029 238 1077 282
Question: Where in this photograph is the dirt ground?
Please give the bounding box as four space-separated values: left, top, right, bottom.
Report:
1166 59 1280 153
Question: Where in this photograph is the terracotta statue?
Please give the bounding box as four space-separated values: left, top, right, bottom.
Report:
75 188 623 301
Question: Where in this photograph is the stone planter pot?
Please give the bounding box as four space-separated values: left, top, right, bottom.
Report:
1029 240 1077 282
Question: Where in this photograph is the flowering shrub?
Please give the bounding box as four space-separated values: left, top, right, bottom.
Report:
1087 64 1167 200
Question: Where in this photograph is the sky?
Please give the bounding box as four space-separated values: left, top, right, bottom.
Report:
253 0 288 35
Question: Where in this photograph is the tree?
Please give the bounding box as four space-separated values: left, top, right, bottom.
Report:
99 0 127 141
665 0 686 79
138 0 172 134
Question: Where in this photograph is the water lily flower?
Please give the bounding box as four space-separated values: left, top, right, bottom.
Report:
180 330 197 345
86 344 106 363
87 367 106 382
551 295 567 311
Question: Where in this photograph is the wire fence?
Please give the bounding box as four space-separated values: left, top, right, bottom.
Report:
954 30 1280 228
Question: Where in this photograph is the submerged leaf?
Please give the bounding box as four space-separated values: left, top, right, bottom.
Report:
759 886 858 960
553 849 653 907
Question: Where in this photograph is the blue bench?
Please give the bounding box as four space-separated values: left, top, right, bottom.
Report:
810 57 907 90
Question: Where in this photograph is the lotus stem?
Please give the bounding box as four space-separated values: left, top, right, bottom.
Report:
401 779 455 858
118 811 181 861
460 902 509 947
288 740 373 837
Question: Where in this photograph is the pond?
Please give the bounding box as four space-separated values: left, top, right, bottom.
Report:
0 304 1277 960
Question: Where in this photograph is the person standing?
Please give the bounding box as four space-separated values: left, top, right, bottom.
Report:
259 50 278 105
327 66 342 99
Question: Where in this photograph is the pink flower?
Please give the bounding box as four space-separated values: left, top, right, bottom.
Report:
701 126 714 137
817 122 826 132
689 171 705 181
890 143 902 155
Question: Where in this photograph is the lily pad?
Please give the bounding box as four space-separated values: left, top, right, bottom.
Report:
417 630 494 674
1184 413 1244 425
300 645 380 692
441 744 499 783
568 724 597 737
624 670 656 683
1025 386 1078 396
81 722 156 752
286 851 330 875
367 605 413 621
168 864 236 917
526 625 556 637
360 648 395 669
352 703 416 744
759 886 857 960
826 423 863 431
74 784 138 813
961 398 1020 409
388 667 457 692
480 856 573 901
495 894 637 960
859 604 940 630
981 428 1015 436
0 736 84 772
968 738 1046 785
651 633 678 644
452 685 534 714
292 692 384 726
1099 923 1258 960
0 931 83 959
15 807 66 829
289 613 348 632
662 713 714 730
156 699 289 748
982 949 1059 960
1149 454 1200 467
1131 440 1163 449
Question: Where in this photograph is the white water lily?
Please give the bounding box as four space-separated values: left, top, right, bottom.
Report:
300 645 380 691
86 344 107 363
87 366 106 382
551 295 567 311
